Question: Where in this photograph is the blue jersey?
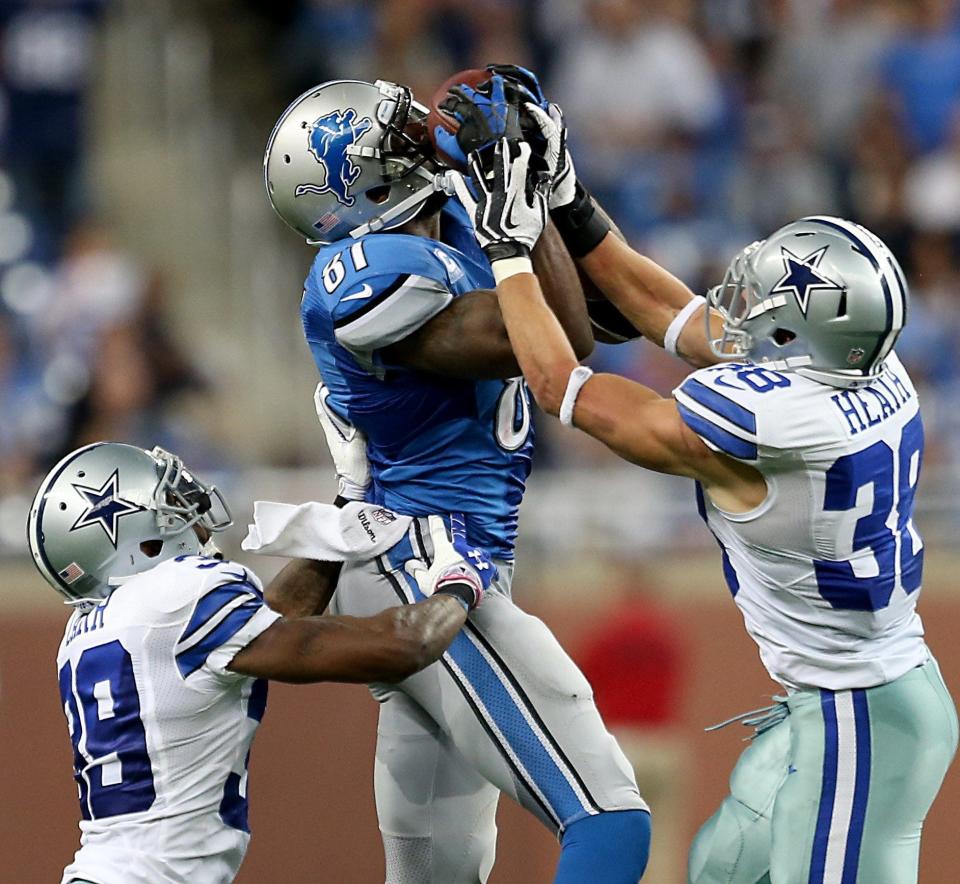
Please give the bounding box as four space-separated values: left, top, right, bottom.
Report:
300 202 533 559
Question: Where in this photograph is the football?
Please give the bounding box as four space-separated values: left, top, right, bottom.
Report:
426 68 492 169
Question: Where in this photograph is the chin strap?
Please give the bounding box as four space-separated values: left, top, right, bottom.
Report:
346 168 448 240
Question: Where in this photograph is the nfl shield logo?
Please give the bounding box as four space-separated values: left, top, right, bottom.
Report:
846 348 866 365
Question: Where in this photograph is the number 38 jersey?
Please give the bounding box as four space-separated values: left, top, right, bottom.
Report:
56 556 281 884
674 353 927 692
300 201 533 560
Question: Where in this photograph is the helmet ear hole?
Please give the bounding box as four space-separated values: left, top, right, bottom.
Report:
140 539 164 558
366 185 391 204
773 328 797 346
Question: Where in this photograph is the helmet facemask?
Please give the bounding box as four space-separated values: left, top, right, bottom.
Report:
150 446 232 540
341 80 445 239
707 240 766 360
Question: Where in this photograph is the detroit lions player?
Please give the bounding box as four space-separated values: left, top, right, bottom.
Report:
29 441 489 884
263 75 657 883
453 127 958 884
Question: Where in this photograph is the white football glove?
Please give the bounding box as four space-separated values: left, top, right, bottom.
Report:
524 102 576 211
403 515 497 611
451 139 549 264
314 381 370 501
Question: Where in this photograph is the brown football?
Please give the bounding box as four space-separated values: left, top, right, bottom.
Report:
426 68 492 169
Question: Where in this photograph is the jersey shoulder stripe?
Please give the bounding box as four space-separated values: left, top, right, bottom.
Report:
334 273 453 350
677 377 757 435
177 578 262 645
676 401 759 460
675 371 760 461
175 582 264 679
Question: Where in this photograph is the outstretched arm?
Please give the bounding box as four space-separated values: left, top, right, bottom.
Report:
227 595 466 684
494 271 764 509
231 516 494 684
521 102 721 365
453 139 765 511
578 234 721 367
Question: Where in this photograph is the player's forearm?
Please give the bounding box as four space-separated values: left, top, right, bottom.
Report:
264 558 342 618
229 596 466 684
495 273 579 416
532 221 594 360
381 595 467 681
579 236 718 366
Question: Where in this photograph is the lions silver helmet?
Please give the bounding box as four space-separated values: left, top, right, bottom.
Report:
264 79 445 245
707 216 909 388
28 442 232 605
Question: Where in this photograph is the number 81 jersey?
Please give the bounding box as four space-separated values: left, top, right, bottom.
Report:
301 202 534 560
55 556 281 884
674 353 927 692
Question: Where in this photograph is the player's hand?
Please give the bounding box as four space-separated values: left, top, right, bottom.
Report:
523 102 576 211
485 63 549 111
452 138 549 264
436 75 522 168
404 514 497 611
314 381 370 502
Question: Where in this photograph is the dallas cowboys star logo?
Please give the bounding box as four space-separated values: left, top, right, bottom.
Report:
71 469 143 548
770 245 843 317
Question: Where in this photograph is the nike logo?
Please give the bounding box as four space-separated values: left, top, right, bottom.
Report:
341 284 374 302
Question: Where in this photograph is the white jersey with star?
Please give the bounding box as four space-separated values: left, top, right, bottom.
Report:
674 353 928 691
56 555 281 884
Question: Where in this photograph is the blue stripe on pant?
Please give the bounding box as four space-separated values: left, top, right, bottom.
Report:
809 689 872 884
393 561 596 830
843 691 871 884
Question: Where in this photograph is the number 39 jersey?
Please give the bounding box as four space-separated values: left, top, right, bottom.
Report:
300 201 533 560
674 353 927 692
56 556 281 884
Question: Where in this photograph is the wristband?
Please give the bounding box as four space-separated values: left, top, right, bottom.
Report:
434 579 477 611
492 256 534 285
559 365 594 427
550 181 611 258
664 295 706 357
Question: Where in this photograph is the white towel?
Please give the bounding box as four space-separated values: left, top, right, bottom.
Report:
241 500 412 562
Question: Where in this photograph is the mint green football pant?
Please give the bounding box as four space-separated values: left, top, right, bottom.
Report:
689 658 958 884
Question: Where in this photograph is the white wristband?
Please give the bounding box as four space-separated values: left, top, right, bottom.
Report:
664 295 706 357
492 256 534 285
559 366 594 427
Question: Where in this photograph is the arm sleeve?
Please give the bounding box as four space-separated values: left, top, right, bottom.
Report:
673 373 760 463
173 565 281 684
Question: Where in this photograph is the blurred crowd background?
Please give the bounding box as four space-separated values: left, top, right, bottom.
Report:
4 2 960 881
4 0 960 558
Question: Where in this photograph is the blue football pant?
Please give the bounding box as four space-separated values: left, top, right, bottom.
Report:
689 657 957 884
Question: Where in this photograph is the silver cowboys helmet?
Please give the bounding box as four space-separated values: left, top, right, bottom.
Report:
28 442 232 605
707 216 909 388
264 79 446 245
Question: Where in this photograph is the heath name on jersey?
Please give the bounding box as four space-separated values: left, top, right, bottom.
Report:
301 201 533 560
674 352 926 692
57 555 280 884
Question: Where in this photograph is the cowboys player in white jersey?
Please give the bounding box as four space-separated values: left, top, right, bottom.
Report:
28 441 493 884
446 99 959 883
